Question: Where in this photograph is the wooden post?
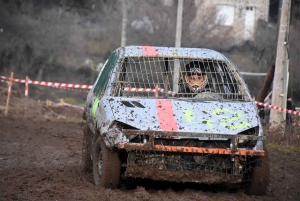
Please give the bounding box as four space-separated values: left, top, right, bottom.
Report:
25 76 29 97
5 72 14 116
270 0 291 128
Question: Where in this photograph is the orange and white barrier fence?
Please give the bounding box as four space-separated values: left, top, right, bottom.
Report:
124 87 299 116
255 101 300 116
1 73 91 115
1 74 91 97
1 74 299 116
25 76 29 97
0 75 92 90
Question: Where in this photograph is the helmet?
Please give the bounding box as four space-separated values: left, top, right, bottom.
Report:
183 61 208 92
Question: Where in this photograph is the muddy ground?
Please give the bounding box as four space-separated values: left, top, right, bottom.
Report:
0 86 300 201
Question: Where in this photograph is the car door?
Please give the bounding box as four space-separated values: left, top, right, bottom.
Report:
86 51 119 130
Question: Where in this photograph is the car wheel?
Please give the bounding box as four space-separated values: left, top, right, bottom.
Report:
245 144 270 195
93 136 121 189
82 125 92 173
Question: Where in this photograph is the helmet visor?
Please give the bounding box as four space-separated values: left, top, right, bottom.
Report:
186 67 205 76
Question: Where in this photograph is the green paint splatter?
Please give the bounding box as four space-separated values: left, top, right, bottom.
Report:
184 108 249 129
92 98 100 117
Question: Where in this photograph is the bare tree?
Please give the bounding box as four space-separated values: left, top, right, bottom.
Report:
126 1 178 46
0 0 122 80
186 2 235 49
126 1 234 49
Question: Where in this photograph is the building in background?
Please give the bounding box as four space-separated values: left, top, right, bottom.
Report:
193 0 270 44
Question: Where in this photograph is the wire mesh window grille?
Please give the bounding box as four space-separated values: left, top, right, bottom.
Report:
111 56 248 101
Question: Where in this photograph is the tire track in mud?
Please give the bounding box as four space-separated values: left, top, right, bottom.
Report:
0 116 299 201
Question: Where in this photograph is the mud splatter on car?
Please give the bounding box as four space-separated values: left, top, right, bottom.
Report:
82 46 269 195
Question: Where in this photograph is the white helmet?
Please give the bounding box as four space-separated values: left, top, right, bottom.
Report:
184 61 208 92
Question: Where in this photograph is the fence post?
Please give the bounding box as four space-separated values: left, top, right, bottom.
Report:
25 76 29 97
5 72 14 116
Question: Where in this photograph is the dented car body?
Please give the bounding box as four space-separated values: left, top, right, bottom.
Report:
83 46 269 195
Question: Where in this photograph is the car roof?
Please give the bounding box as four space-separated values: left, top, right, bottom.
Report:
116 46 227 61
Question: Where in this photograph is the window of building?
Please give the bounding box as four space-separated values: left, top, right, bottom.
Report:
216 5 235 26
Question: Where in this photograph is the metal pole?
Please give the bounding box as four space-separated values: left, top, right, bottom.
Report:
270 0 291 128
173 0 183 93
121 0 127 47
175 0 183 48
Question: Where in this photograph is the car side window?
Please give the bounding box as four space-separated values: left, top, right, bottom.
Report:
93 52 118 97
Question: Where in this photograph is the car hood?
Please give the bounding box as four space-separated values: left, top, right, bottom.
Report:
107 97 259 135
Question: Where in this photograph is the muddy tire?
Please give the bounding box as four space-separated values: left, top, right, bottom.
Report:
82 125 93 173
245 144 270 195
92 136 121 189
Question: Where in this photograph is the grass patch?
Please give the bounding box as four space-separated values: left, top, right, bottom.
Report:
64 118 84 123
264 123 300 149
59 97 85 106
267 143 300 153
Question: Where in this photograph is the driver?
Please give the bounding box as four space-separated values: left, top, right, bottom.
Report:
180 61 209 94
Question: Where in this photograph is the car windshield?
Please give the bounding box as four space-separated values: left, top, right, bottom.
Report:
110 56 249 101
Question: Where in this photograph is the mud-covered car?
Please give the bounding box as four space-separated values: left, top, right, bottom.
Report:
82 46 269 195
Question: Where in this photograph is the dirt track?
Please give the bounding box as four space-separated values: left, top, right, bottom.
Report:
0 89 300 201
